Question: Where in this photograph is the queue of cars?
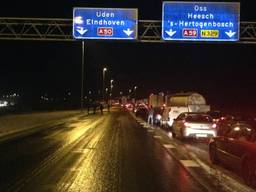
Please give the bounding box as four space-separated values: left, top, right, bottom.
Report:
134 104 165 125
130 103 256 187
132 102 218 139
171 111 256 187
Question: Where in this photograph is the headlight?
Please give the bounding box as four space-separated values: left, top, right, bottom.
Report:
156 114 162 120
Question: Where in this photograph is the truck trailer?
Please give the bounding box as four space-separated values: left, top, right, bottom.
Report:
163 92 210 127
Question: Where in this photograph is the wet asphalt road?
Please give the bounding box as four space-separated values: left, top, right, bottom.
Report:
0 108 206 192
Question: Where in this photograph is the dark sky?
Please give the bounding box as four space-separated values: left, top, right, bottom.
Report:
0 0 255 111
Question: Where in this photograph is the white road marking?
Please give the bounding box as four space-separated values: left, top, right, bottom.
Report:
72 149 90 154
180 160 200 167
143 124 151 128
163 144 175 149
153 135 162 139
147 129 154 133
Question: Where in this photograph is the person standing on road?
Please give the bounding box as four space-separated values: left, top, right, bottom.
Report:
148 105 154 125
107 103 110 112
93 103 97 114
100 104 104 115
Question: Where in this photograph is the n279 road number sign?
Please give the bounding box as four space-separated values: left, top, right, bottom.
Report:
73 7 138 40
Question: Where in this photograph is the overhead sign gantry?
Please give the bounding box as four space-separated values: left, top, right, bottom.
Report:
3 3 256 43
162 1 240 41
73 8 138 40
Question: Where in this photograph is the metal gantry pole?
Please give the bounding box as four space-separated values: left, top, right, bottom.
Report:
81 41 85 112
102 70 105 101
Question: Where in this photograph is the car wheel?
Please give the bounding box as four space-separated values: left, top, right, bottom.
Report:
179 129 185 141
242 159 254 186
209 143 219 164
170 126 176 138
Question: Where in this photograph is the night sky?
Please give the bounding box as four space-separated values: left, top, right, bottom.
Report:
0 0 255 112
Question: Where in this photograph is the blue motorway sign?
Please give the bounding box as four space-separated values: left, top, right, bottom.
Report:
73 8 138 40
162 2 240 41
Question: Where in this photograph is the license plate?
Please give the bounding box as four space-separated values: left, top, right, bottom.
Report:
196 134 207 138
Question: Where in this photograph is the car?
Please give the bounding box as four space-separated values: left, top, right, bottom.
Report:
125 103 134 111
207 110 224 123
216 113 256 135
209 121 256 187
171 112 217 139
135 107 148 120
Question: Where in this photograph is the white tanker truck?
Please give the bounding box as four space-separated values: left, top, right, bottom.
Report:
163 92 210 127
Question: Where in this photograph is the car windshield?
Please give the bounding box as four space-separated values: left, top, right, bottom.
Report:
154 108 163 114
185 114 213 123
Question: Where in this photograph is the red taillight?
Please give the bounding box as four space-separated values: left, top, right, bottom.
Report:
212 123 217 128
213 119 219 122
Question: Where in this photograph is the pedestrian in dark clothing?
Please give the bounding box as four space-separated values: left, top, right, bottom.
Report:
100 104 103 114
107 103 110 112
148 105 154 125
87 103 90 115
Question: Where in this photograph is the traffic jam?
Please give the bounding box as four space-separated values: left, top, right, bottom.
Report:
122 92 256 189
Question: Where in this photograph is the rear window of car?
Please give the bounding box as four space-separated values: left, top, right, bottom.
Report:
138 108 148 112
208 111 222 119
154 108 163 114
226 124 253 141
185 114 213 123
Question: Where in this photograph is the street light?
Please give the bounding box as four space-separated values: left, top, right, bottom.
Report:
105 88 109 102
110 79 114 90
102 67 107 101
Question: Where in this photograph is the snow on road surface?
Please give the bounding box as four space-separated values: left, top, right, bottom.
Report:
0 110 81 138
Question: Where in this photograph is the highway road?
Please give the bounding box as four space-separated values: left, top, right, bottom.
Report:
0 107 253 192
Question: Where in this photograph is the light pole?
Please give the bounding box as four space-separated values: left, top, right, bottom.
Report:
128 89 132 99
105 88 109 102
134 86 138 102
81 41 85 112
110 79 114 90
102 67 107 101
110 79 114 103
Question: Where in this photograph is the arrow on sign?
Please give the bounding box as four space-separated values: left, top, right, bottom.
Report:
76 27 88 35
123 28 134 36
225 30 236 38
165 29 177 37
